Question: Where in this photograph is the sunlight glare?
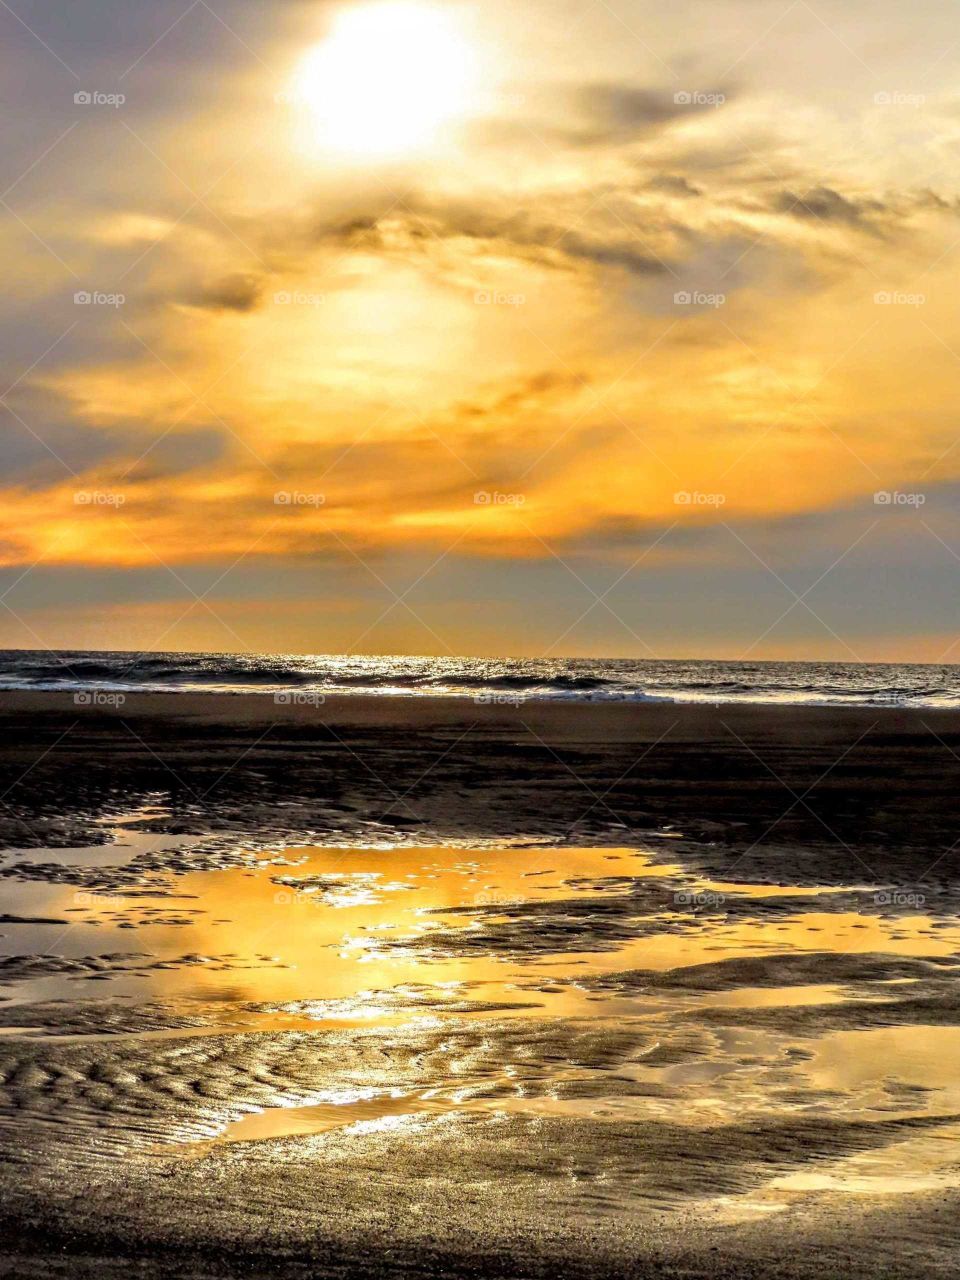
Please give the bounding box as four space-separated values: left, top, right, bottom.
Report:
292 2 478 157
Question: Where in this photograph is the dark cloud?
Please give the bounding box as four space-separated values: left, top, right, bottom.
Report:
305 196 674 278
0 400 125 488
474 81 736 152
773 186 889 232
121 426 228 481
570 83 731 145
553 225 671 275
574 84 692 132
183 273 264 313
560 514 680 552
456 371 591 422
644 174 703 198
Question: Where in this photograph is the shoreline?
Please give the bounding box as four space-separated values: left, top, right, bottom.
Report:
0 687 957 874
3 687 960 738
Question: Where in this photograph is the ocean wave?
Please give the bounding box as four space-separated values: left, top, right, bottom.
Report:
0 651 958 709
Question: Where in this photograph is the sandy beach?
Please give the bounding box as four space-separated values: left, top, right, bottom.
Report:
1 691 959 1277
1 689 959 854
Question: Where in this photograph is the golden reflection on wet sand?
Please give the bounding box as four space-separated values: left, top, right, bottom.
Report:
5 839 960 1205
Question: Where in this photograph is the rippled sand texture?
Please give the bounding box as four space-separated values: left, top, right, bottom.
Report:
1 831 960 1273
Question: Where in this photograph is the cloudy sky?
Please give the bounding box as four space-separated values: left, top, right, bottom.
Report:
1 0 959 660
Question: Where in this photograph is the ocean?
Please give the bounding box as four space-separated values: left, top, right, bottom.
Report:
0 650 958 707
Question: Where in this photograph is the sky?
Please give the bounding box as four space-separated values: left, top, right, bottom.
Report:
0 0 959 661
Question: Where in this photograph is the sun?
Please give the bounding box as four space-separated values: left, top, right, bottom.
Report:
291 2 479 158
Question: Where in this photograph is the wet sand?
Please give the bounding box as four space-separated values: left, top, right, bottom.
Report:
1 690 959 859
1 692 959 1277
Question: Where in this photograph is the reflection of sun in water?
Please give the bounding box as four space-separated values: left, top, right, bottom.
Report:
291 2 478 157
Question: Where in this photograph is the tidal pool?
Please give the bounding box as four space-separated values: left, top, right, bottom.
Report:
1 824 959 1212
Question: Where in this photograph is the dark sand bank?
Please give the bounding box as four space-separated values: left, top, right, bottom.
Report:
1 691 959 868
5 685 958 735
